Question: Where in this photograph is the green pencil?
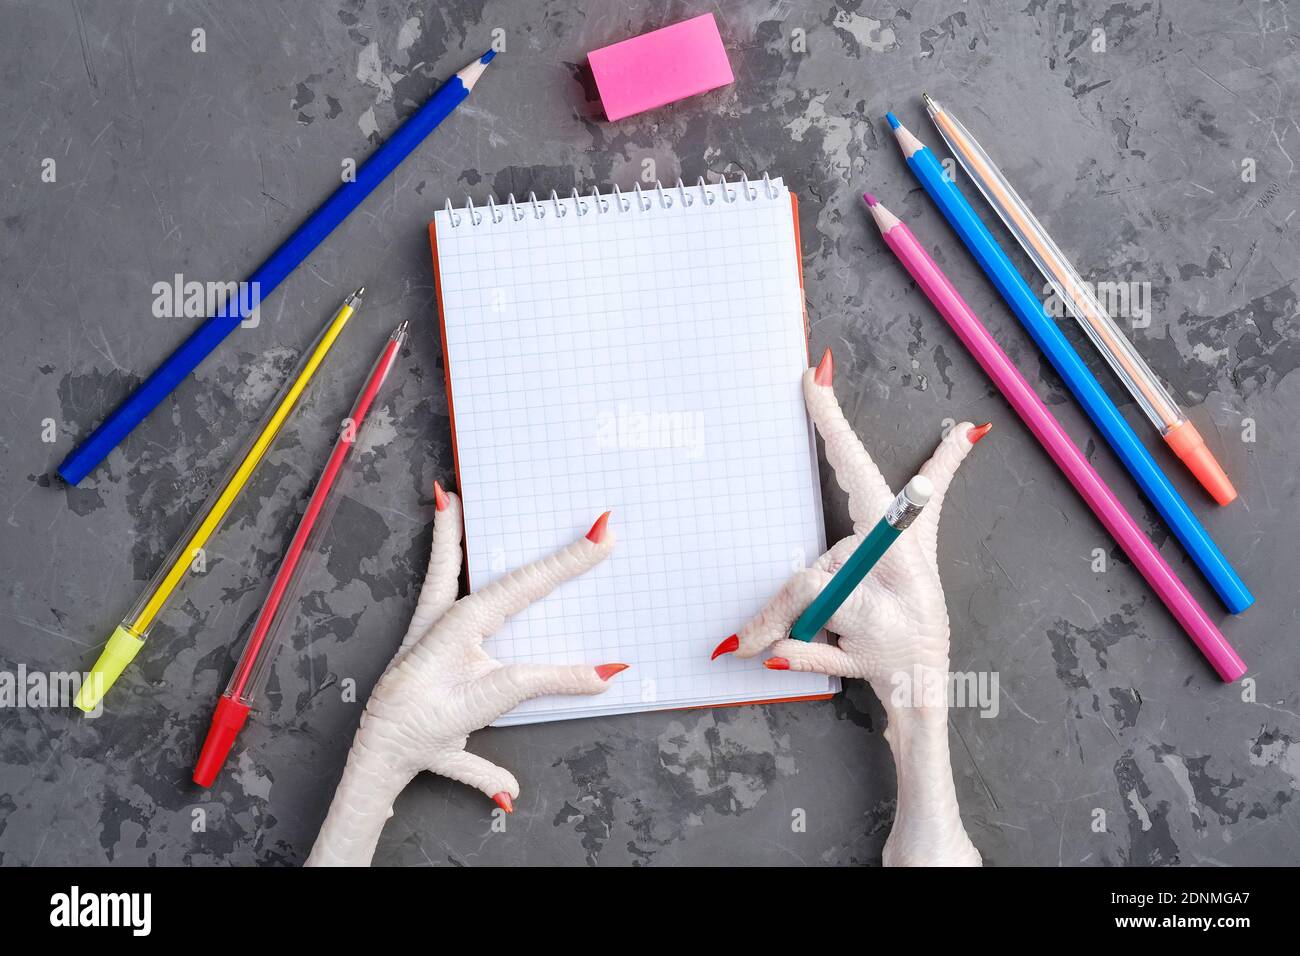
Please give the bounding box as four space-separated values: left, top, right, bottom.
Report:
790 475 934 642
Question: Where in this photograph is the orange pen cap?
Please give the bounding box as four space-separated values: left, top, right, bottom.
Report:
1165 420 1236 506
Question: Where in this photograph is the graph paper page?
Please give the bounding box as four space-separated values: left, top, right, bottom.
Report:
432 179 835 724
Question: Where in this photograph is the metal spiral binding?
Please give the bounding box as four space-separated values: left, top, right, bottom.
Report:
444 173 779 227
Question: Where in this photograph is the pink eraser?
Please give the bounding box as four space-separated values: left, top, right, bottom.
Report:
587 14 734 122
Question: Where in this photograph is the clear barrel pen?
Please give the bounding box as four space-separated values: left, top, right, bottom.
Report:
922 93 1237 506
73 288 363 713
193 319 407 787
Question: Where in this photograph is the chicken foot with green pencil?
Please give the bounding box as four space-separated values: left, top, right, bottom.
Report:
713 348 987 867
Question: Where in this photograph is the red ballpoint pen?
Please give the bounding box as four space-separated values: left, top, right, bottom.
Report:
193 320 408 786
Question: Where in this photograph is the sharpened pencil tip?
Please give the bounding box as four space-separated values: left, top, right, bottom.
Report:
921 91 938 112
863 195 901 232
885 112 900 130
457 50 496 90
346 286 366 306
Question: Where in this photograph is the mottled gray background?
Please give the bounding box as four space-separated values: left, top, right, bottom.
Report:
1 0 1297 866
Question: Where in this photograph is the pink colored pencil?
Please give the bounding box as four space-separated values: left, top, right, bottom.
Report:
863 193 1246 682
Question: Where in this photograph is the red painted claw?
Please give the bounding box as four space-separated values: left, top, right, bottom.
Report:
764 657 790 671
492 792 514 813
595 663 629 681
433 480 450 512
711 634 740 660
967 422 993 445
814 347 834 386
586 511 611 543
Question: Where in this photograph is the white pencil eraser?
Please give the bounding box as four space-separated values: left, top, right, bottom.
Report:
903 475 934 507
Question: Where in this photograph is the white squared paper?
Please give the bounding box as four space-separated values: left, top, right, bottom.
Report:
432 179 836 724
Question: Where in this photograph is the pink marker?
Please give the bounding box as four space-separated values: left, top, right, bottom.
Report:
863 193 1246 682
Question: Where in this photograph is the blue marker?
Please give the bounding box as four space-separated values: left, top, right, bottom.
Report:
886 111 1253 613
58 50 499 486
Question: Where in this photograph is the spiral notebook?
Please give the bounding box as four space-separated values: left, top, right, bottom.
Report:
429 177 836 725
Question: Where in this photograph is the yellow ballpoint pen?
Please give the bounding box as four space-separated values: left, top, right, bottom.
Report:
74 287 364 713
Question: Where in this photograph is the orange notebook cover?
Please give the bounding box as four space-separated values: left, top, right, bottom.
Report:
429 178 836 724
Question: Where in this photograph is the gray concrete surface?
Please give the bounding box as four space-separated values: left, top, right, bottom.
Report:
1 0 1298 866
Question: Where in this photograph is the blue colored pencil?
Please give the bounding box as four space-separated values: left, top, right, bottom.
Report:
57 50 498 486
886 111 1253 614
